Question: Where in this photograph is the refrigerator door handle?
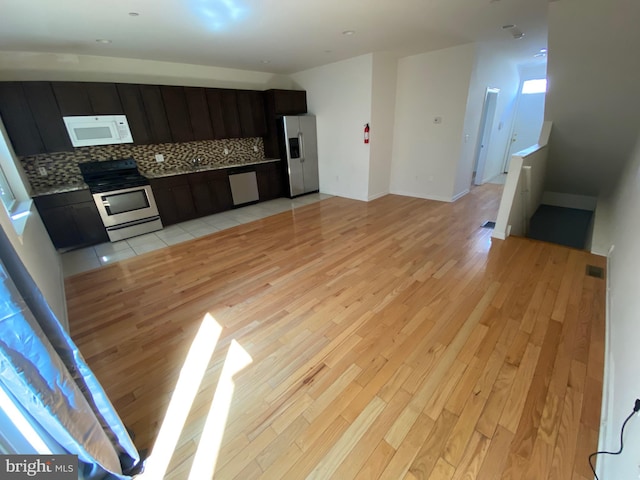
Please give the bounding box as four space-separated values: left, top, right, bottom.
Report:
299 133 305 162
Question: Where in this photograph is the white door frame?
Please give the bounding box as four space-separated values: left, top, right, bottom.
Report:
473 87 500 186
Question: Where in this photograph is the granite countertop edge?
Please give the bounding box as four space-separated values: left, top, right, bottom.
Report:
31 158 281 197
145 157 280 179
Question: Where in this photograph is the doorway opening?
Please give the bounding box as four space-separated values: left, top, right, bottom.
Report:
473 87 500 186
502 77 547 173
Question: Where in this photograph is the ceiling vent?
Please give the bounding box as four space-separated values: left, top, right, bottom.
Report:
502 24 525 40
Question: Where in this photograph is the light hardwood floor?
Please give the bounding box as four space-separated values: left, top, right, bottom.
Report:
65 185 605 479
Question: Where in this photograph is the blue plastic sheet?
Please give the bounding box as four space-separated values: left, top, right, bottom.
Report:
0 226 140 479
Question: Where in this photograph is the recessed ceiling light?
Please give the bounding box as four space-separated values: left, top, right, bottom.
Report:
261 60 271 64
128 12 139 16
342 30 356 36
96 39 112 44
540 48 548 53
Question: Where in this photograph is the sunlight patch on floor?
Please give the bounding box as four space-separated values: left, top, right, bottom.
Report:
139 313 222 479
188 339 253 479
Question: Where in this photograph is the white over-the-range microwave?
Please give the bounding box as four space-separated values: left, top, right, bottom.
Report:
62 115 133 147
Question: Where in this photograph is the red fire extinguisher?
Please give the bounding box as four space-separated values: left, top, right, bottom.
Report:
364 123 370 144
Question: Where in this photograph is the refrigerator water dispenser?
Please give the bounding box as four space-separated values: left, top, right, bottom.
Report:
288 138 300 159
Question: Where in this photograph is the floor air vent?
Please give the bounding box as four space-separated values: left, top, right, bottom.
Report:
586 265 604 279
481 221 496 229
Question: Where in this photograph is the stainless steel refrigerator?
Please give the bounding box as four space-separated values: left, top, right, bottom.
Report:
279 115 319 197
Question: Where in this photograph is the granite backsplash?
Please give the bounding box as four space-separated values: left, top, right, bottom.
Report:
21 137 265 192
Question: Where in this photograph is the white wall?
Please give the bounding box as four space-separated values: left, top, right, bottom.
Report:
291 54 374 201
390 44 475 202
598 132 640 478
0 208 67 329
368 52 398 200
544 0 640 197
0 123 67 329
0 51 292 90
457 45 521 193
519 63 547 83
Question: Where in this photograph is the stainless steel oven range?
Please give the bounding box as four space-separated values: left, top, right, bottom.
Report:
79 158 163 242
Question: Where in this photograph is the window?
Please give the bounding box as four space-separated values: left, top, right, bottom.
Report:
522 78 547 95
0 120 33 235
0 166 16 213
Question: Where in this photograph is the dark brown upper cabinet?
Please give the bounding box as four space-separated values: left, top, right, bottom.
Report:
139 85 173 144
161 86 194 143
263 89 308 158
22 82 72 153
0 80 308 157
267 89 307 115
116 83 153 145
52 82 93 116
0 82 45 156
85 83 124 115
184 87 214 141
220 89 242 139
205 88 227 139
53 82 124 116
205 88 241 139
237 90 267 137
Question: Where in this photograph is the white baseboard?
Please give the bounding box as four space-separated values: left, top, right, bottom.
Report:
367 192 388 201
596 252 614 478
319 189 367 202
452 189 469 202
590 246 610 257
389 189 453 203
542 191 597 211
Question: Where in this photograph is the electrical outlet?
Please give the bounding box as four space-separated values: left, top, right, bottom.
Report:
38 167 47 176
155 154 164 163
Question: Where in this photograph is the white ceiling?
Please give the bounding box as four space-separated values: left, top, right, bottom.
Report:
0 0 549 74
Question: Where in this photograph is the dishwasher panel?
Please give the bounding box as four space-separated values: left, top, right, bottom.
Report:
229 171 259 206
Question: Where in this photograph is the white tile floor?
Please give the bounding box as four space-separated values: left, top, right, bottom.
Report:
61 193 332 277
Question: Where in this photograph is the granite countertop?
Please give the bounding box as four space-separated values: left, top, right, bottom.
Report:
32 183 90 196
31 158 281 197
144 158 281 179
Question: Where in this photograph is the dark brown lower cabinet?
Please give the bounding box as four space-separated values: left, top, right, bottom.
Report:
256 161 284 201
34 163 284 248
188 170 233 216
34 190 108 249
150 176 197 226
151 164 281 225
